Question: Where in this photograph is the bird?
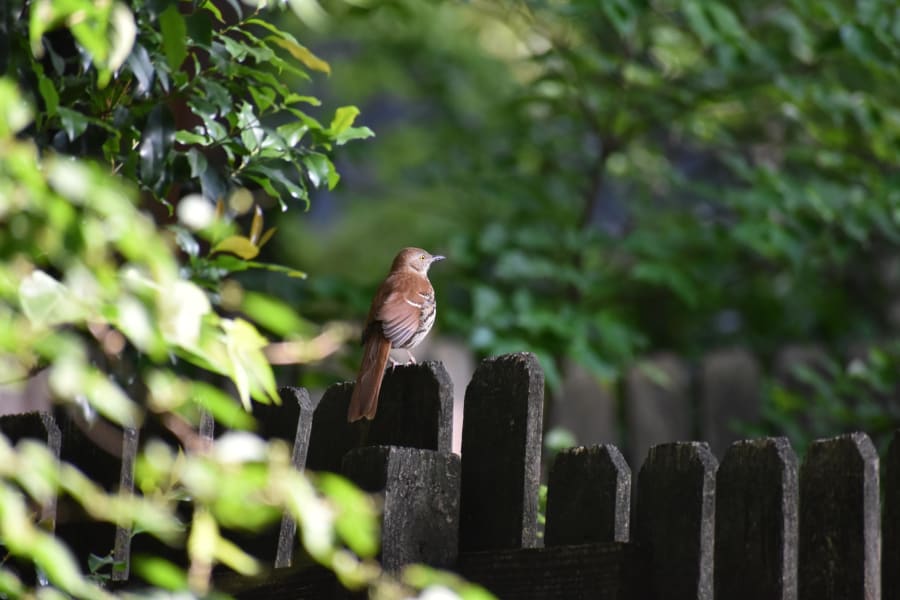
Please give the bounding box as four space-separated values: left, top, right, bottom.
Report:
347 247 445 422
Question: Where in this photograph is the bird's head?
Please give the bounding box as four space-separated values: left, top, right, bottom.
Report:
392 247 445 274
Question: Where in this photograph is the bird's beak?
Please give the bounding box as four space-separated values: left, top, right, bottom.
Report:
431 255 446 263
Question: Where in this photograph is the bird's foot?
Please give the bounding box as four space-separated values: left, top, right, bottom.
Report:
405 350 417 365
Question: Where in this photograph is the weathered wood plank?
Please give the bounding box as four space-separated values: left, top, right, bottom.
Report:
885 430 900 600
112 426 139 581
342 446 460 571
233 387 317 568
633 441 717 600
457 542 639 600
714 437 798 600
0 411 61 529
545 444 631 545
459 353 544 551
50 407 130 572
305 361 453 473
799 432 880 600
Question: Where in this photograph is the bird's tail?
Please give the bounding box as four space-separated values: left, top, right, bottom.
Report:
347 334 392 422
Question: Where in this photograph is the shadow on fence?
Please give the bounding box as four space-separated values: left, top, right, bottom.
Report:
1 352 898 599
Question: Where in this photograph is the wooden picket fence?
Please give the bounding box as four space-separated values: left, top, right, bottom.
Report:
1 352 898 599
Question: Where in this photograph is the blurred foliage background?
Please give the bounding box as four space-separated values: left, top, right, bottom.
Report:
275 0 900 450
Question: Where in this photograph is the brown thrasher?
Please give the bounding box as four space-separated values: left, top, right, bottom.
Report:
347 247 445 422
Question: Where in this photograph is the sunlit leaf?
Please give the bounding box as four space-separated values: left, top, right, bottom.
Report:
329 105 360 136
18 271 84 326
317 473 379 558
158 280 211 348
241 291 312 336
334 125 374 146
0 79 33 136
132 556 188 591
191 381 256 429
268 36 331 74
211 236 260 259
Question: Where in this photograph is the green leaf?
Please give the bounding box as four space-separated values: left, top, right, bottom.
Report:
57 107 90 141
214 534 261 576
302 153 336 189
201 0 224 23
248 85 276 113
267 36 331 74
30 534 91 595
191 381 256 429
0 79 33 136
237 102 263 152
334 125 374 146
132 556 188 591
0 568 25 598
317 473 379 558
35 64 59 117
18 271 84 326
139 105 175 193
328 106 360 136
248 164 309 204
221 318 277 408
241 291 313 337
175 130 211 146
276 121 309 147
284 93 321 106
186 11 213 47
159 4 188 71
211 236 260 259
210 255 307 279
186 148 209 178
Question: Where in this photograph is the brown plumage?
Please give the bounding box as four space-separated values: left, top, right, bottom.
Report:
347 248 445 422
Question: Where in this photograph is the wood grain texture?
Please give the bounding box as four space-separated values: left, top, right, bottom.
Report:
545 444 631 545
634 441 717 600
457 542 640 600
799 432 880 600
459 353 544 551
714 437 798 600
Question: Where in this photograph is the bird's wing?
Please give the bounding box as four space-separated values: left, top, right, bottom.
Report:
373 273 431 348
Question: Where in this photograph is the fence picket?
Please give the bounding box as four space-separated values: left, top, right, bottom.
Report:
305 361 453 473
634 441 717 600
885 430 900 600
342 446 460 571
714 437 798 600
799 432 880 600
545 444 631 545
459 353 544 551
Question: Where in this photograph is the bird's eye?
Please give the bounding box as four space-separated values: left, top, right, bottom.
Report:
420 254 426 260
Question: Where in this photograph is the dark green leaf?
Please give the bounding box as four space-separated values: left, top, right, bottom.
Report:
34 63 59 117
186 11 212 47
57 107 89 141
159 4 188 71
126 44 156 96
139 105 175 193
186 148 208 178
302 153 330 188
